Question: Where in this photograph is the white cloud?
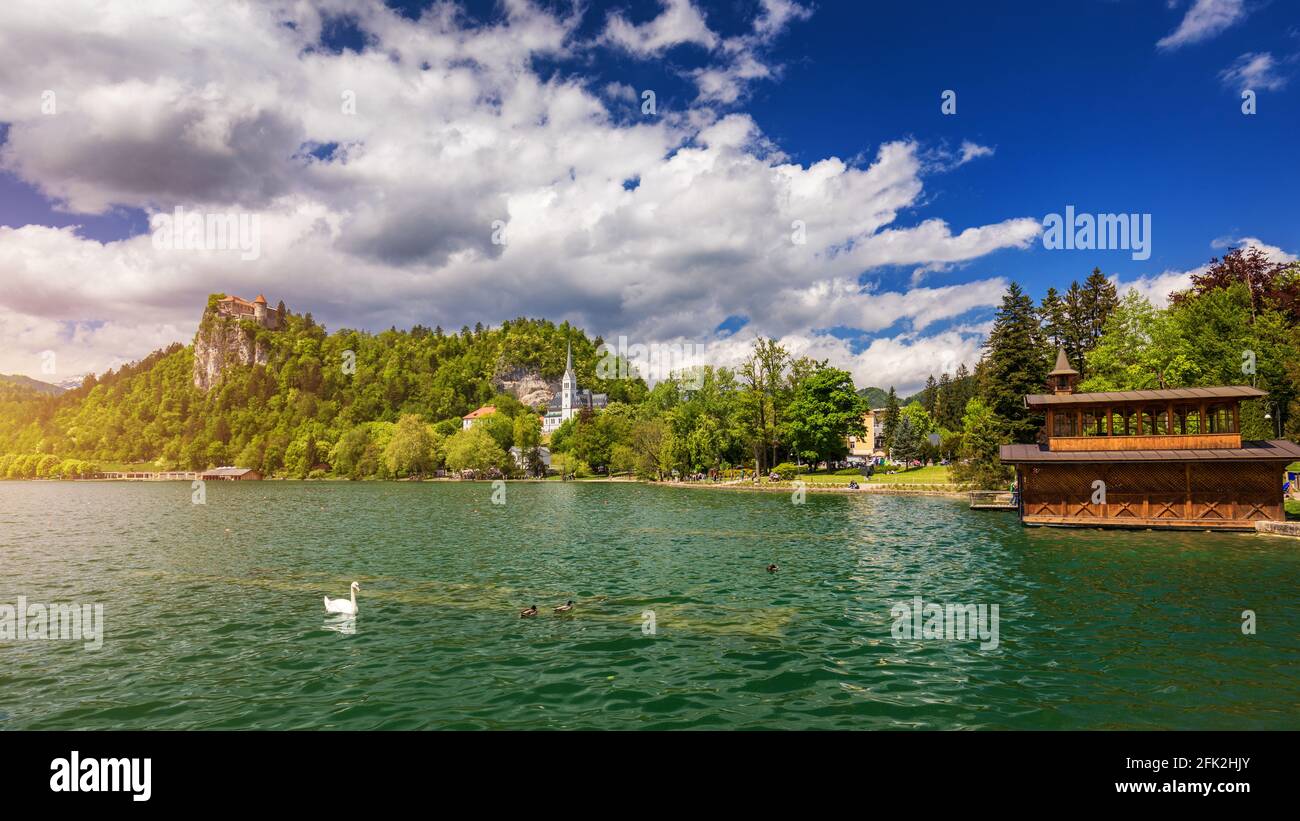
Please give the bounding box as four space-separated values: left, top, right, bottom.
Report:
1113 237 1298 307
0 0 1038 387
601 0 811 104
602 0 717 56
1219 52 1293 92
603 81 639 103
1157 0 1247 50
958 141 995 165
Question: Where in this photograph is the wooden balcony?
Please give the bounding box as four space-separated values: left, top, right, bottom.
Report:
1048 433 1241 452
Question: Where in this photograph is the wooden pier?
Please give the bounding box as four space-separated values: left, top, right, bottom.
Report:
969 491 1017 510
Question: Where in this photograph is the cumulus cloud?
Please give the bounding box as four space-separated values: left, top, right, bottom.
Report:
0 0 1036 386
1157 0 1247 50
601 0 811 103
602 0 718 56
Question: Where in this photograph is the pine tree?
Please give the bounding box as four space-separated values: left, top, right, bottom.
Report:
1038 287 1068 351
1062 280 1087 374
890 414 921 466
980 282 1049 444
935 372 952 428
1079 267 1119 358
921 375 938 417
950 363 974 426
881 387 901 457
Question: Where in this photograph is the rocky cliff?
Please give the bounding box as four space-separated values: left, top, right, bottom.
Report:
192 310 270 392
492 363 557 409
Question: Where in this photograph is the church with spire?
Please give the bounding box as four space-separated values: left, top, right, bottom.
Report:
542 341 608 433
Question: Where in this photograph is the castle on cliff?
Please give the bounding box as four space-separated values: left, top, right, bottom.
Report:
215 293 285 329
193 294 286 391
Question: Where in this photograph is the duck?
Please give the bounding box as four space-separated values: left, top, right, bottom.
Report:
767 564 779 573
554 600 575 613
519 605 539 618
324 581 360 615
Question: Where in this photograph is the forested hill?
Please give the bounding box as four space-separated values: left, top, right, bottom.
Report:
0 374 64 396
0 296 644 473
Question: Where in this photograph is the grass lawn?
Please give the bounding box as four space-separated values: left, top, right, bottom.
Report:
1286 499 1300 519
864 465 952 484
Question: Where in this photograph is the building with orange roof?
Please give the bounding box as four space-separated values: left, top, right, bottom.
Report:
215 293 284 329
462 405 497 430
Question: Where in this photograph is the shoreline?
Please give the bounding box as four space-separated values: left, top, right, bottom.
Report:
9 474 975 498
654 480 972 498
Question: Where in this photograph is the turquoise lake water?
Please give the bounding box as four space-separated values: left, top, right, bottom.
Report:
0 481 1296 729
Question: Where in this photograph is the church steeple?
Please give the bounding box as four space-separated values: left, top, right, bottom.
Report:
561 340 575 418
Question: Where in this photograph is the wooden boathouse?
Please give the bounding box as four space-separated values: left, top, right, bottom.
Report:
1000 350 1300 530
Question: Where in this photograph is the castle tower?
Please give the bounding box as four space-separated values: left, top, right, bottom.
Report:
561 340 575 420
253 294 268 325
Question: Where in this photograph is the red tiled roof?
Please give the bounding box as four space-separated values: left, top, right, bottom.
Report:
463 405 497 420
1000 440 1300 463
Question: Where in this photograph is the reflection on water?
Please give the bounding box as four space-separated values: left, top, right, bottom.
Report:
0 481 1297 730
323 614 357 635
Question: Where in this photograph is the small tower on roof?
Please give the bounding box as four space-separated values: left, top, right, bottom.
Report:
1048 348 1079 395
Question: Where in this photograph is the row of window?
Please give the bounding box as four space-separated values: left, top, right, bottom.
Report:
1051 404 1237 437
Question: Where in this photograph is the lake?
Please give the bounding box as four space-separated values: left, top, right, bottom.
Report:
1 481 1297 729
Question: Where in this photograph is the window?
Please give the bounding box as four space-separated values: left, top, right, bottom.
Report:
1110 407 1136 436
1141 406 1168 435
1207 403 1237 433
1174 405 1201 435
1081 409 1107 436
1053 410 1079 437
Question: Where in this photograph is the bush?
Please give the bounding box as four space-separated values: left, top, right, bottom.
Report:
833 467 865 475
773 462 800 480
307 468 328 480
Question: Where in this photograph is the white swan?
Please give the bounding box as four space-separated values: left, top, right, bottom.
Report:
324 581 359 615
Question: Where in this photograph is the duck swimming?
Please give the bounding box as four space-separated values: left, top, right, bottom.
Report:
554 600 575 613
519 605 539 618
767 564 779 573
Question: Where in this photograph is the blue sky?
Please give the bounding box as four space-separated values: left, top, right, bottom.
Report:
0 0 1296 389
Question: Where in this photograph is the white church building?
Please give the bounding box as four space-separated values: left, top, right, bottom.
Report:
542 341 608 433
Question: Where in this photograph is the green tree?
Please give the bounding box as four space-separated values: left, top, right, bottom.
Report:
980 282 1049 444
782 367 865 466
444 427 508 475
1038 286 1069 352
330 426 372 479
1079 289 1198 391
881 387 901 457
890 415 922 466
512 413 545 476
951 398 1010 488
384 413 436 478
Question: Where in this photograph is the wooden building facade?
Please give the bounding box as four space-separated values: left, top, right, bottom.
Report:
1000 350 1300 530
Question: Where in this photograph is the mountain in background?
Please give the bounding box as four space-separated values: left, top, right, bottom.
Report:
0 374 65 396
856 386 890 409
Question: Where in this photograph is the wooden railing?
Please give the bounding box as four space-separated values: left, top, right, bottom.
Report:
1048 433 1240 452
969 491 1017 510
